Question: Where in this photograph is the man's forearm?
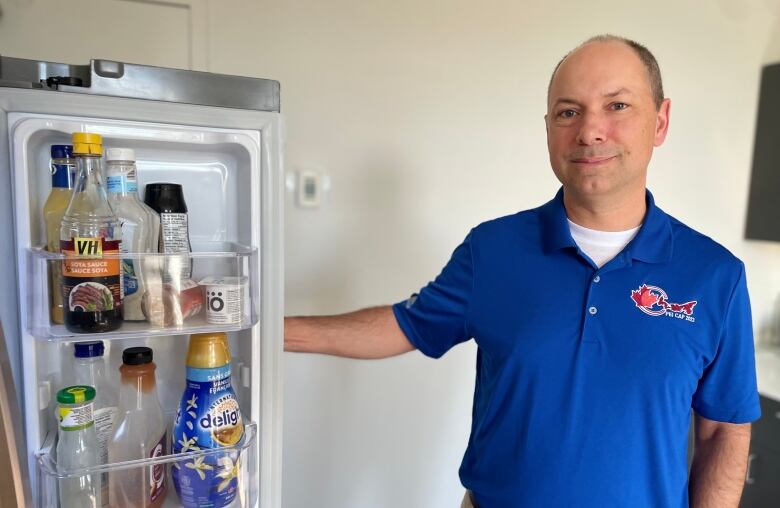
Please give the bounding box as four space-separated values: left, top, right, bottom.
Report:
284 305 415 359
688 417 751 508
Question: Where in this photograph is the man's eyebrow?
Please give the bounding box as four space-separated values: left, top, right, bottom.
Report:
604 87 632 98
551 88 633 108
552 97 580 107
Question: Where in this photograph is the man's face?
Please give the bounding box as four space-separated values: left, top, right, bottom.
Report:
545 41 670 202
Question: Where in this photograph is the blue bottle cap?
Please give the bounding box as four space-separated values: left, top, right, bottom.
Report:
50 145 73 159
74 341 104 358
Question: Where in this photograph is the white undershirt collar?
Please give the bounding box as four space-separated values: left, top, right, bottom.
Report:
567 219 641 268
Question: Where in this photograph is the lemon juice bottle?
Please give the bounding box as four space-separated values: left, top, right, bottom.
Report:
44 144 75 324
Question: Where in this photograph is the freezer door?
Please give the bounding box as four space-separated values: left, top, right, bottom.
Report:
0 55 280 112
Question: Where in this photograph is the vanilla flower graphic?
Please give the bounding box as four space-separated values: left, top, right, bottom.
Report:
216 456 241 492
185 456 213 480
177 432 200 453
186 393 198 411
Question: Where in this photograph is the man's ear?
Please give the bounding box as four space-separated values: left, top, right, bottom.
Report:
654 98 671 147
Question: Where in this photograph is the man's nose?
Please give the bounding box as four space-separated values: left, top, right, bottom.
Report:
576 113 607 145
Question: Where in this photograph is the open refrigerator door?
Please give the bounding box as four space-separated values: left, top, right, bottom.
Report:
0 58 283 508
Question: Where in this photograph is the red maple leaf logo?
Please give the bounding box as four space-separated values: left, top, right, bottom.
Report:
631 285 659 308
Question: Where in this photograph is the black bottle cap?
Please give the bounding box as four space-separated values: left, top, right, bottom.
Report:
122 346 153 365
144 182 187 214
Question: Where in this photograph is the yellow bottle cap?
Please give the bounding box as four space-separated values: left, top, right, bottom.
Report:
187 332 231 369
72 132 103 155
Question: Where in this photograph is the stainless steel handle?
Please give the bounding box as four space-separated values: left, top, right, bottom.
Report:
745 453 757 485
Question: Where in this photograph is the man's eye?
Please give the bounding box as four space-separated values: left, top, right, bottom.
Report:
558 109 577 118
611 102 628 110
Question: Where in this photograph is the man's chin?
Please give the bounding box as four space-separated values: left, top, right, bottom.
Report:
564 178 615 197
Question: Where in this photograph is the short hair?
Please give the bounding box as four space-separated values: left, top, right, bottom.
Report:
547 35 665 110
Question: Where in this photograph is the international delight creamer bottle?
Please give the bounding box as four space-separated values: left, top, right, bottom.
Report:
172 332 244 507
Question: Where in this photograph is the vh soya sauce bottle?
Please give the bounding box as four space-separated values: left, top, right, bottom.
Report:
59 132 123 332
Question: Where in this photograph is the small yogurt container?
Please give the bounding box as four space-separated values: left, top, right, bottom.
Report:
199 276 248 325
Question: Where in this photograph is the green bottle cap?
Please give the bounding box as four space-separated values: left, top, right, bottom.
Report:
56 385 96 404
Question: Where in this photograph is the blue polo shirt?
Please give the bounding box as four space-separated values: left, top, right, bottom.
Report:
392 188 761 508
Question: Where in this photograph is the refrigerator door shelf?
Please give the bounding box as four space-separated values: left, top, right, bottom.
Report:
36 422 258 508
26 242 260 342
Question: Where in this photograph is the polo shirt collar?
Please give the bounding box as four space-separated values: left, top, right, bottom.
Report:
539 187 673 264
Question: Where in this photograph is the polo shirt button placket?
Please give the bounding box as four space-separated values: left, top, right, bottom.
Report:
582 271 601 343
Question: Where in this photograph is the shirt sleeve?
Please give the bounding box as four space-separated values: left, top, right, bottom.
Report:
392 231 474 359
692 262 761 423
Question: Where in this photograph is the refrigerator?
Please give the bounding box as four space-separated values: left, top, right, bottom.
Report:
0 56 284 507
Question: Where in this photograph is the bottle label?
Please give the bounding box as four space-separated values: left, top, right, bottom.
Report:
94 406 117 460
51 162 76 189
119 221 139 296
171 365 243 507
61 238 122 314
149 434 167 502
160 213 191 283
106 172 138 194
94 406 116 508
58 402 95 431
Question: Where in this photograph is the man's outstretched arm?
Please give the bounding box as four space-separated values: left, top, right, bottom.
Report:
688 413 751 508
284 305 415 359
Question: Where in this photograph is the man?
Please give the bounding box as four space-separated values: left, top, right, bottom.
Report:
285 35 761 508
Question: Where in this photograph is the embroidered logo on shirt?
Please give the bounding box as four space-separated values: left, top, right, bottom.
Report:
630 284 697 322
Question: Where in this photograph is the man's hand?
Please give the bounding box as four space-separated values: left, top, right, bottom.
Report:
688 413 751 508
284 305 415 359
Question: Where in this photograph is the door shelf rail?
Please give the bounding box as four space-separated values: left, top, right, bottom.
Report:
25 241 260 341
36 421 258 508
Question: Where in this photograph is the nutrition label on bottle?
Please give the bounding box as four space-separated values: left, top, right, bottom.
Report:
160 213 191 282
59 402 95 431
95 406 117 506
107 172 138 194
160 213 190 252
94 406 117 456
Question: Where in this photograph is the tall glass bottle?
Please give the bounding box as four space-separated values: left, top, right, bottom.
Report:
105 148 161 321
60 133 123 333
44 144 76 324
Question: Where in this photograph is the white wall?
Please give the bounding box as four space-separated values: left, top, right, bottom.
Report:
221 3 779 507
4 1 780 507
